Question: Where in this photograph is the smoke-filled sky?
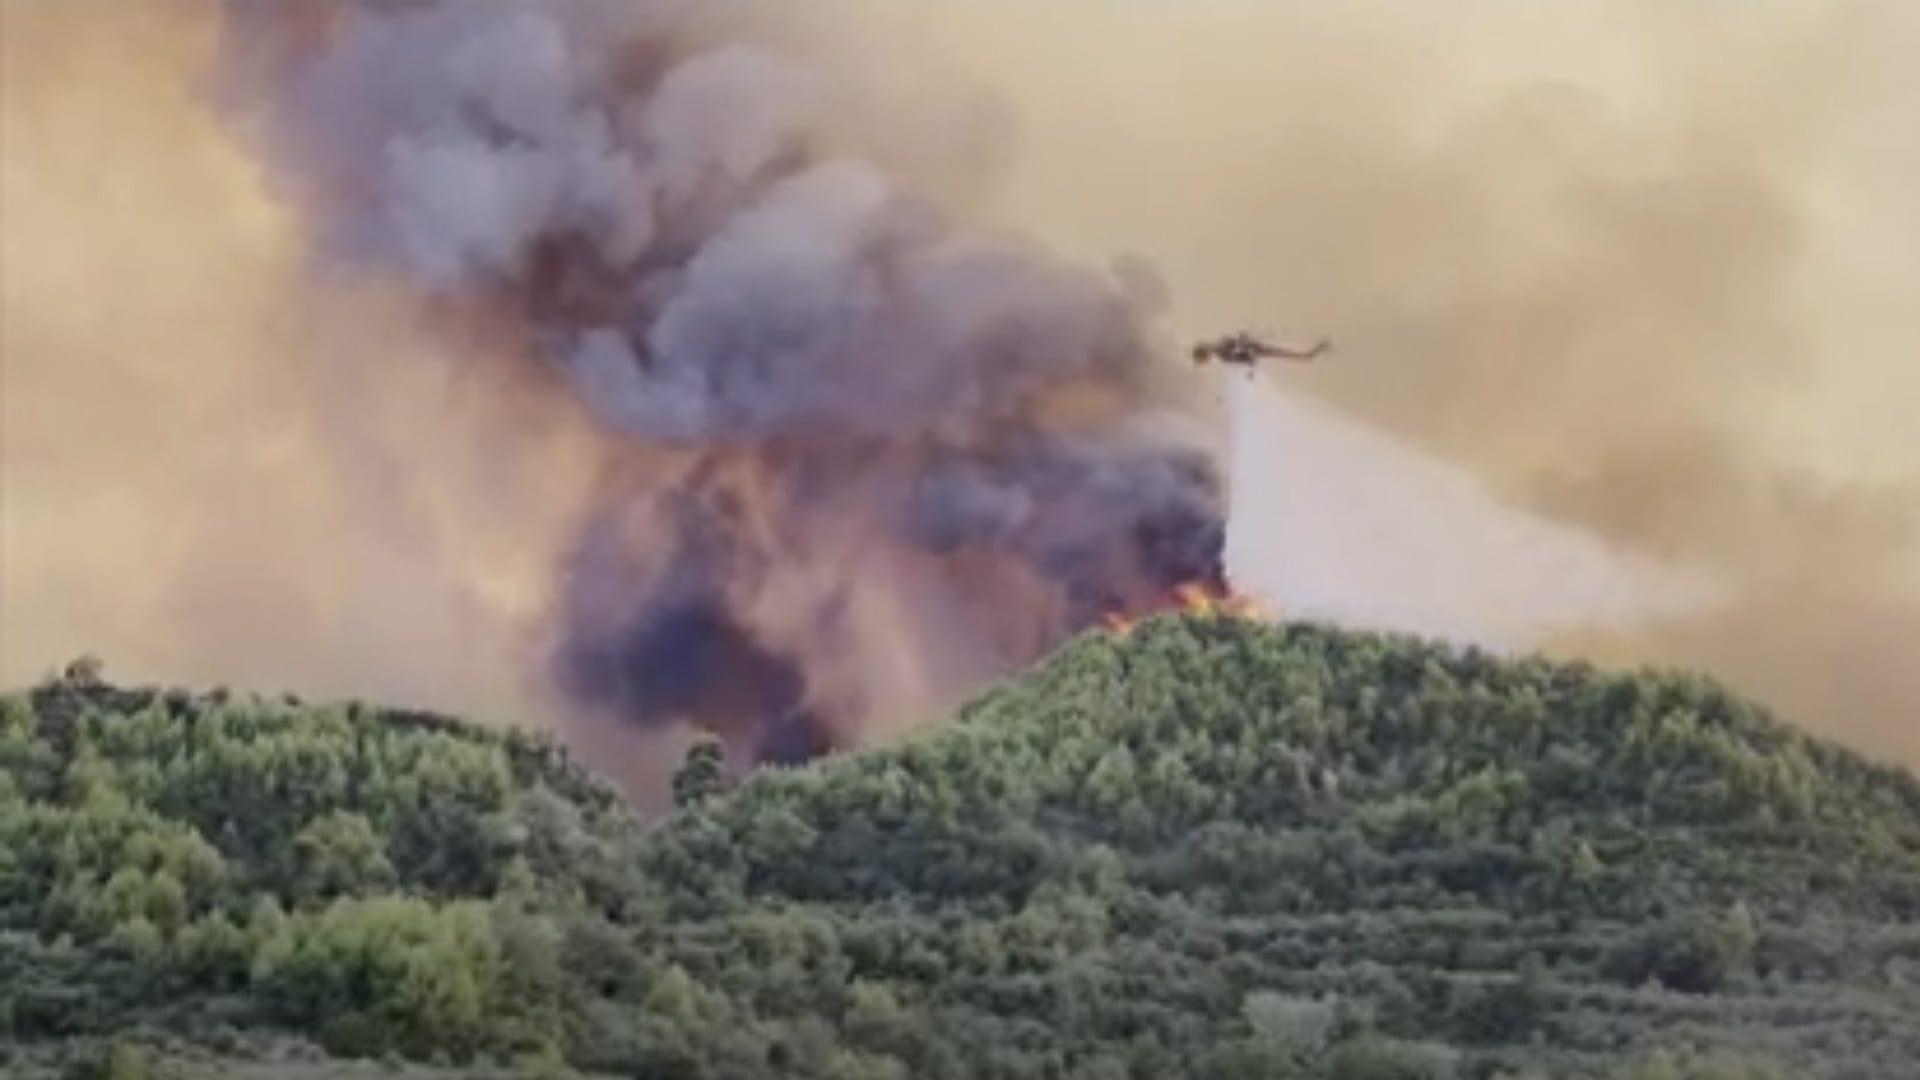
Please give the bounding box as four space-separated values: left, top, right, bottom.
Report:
888 0 1920 766
5 0 1917 780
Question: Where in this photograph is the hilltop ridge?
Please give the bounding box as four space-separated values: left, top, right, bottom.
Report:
3 617 1918 1078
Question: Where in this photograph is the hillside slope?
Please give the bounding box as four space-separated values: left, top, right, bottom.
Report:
3 618 1918 1079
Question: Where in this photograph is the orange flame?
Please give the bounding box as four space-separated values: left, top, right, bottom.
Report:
1173 582 1215 615
1098 579 1271 637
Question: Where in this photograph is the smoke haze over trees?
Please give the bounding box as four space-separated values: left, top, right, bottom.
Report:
5 8 1918 1077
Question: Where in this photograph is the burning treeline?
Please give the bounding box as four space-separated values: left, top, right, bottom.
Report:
210 0 1232 769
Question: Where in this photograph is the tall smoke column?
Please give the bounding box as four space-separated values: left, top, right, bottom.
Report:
211 0 1229 773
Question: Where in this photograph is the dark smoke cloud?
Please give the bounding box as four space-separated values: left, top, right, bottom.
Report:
212 0 1226 773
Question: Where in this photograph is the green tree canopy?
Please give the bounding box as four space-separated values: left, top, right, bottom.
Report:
3 616 1917 1078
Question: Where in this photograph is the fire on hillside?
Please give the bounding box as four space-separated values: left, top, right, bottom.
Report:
1101 580 1269 637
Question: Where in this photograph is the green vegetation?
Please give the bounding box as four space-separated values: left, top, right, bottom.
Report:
3 616 1918 1079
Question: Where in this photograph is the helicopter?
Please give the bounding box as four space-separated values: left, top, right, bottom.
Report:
1190 331 1331 373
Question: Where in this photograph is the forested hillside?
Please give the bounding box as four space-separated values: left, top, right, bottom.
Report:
4 617 1919 1079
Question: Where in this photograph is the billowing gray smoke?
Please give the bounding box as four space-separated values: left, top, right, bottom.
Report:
214 0 1225 769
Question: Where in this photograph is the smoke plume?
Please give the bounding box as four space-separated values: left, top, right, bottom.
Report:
200 0 1229 774
5 1 1916 786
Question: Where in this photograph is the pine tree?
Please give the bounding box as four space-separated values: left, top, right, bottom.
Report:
673 736 728 810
